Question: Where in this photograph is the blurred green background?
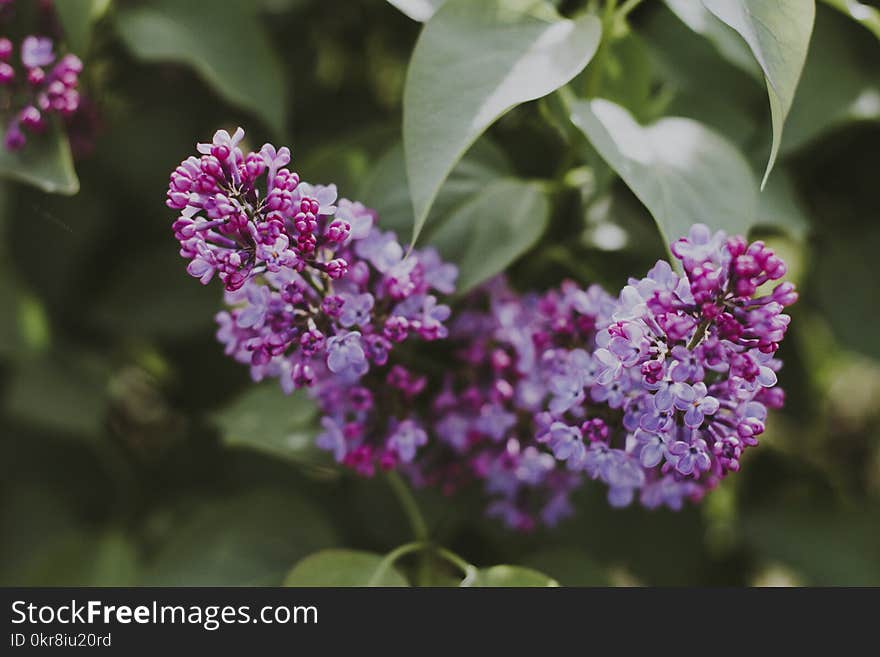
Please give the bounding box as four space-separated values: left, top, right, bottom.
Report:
1 0 879 586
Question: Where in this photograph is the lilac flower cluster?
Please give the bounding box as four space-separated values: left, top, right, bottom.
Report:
0 35 82 150
304 226 795 529
169 128 457 395
536 224 796 511
169 131 796 530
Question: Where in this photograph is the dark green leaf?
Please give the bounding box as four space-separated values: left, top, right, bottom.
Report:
16 531 139 586
54 0 112 55
115 0 286 135
822 0 880 39
142 489 336 585
4 354 109 438
404 0 601 243
742 504 880 585
520 547 610 586
284 549 409 586
0 126 79 195
214 383 322 465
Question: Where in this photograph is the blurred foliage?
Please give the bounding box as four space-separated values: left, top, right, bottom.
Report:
0 0 879 587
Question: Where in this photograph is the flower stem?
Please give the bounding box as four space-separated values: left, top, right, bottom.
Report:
688 318 711 350
386 471 429 541
368 541 428 586
616 0 645 21
385 471 433 586
434 547 479 586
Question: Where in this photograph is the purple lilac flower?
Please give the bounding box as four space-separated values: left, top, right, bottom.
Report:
1 35 82 151
170 127 457 400
534 223 796 510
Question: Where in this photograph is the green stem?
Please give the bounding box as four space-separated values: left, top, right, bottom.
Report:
368 541 428 586
688 318 711 350
434 547 479 587
584 0 618 98
386 471 429 540
385 472 432 586
616 0 646 21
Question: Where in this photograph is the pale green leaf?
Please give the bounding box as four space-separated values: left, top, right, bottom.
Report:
387 0 445 21
702 0 816 187
471 565 559 587
357 138 512 237
430 178 550 293
404 0 601 244
781 5 880 153
664 0 761 77
284 549 409 587
569 98 758 245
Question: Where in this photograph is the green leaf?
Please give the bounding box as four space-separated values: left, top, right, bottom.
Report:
430 178 550 293
4 354 109 438
403 0 601 244
814 220 880 360
781 5 880 153
54 0 112 55
641 4 764 147
702 0 816 188
755 169 810 240
742 504 880 585
16 531 139 586
284 549 409 586
92 247 219 339
822 0 880 39
0 126 79 195
214 383 322 465
471 565 559 587
358 138 513 239
142 489 336 585
664 0 761 78
568 98 758 245
520 548 610 586
115 0 286 135
387 0 445 21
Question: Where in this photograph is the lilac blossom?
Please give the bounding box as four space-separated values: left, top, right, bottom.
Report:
1 35 83 151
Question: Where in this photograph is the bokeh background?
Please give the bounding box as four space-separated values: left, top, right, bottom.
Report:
1 0 879 586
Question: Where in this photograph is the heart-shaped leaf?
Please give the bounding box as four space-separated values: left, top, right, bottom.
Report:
403 0 600 244
568 98 758 245
702 0 816 187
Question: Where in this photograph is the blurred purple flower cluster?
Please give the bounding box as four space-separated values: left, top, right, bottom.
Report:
170 130 797 530
0 34 82 150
